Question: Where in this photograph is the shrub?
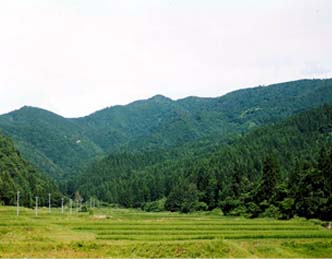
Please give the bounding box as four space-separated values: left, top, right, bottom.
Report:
260 204 281 219
143 198 166 212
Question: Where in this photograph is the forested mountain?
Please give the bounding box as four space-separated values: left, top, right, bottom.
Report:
0 79 331 181
0 106 103 179
75 79 332 152
0 132 61 207
76 105 332 220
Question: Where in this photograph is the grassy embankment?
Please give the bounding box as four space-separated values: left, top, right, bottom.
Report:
0 206 331 258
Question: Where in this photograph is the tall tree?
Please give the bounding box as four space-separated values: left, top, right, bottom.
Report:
255 155 280 204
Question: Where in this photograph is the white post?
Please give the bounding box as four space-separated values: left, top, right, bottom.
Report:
35 196 39 217
70 199 73 215
48 193 51 213
16 191 20 216
61 197 64 214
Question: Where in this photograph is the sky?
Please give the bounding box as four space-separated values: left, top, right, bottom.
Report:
0 0 331 118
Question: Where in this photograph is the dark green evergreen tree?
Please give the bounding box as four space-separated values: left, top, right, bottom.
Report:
256 155 280 203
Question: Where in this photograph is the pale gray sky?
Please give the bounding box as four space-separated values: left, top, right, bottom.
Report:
0 0 331 117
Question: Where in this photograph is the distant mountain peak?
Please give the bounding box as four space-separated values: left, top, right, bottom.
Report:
19 105 37 111
18 105 48 112
14 105 61 117
148 95 172 102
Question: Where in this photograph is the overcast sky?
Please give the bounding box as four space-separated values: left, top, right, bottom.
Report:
0 0 331 117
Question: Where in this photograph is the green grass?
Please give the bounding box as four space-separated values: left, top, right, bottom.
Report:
0 206 331 258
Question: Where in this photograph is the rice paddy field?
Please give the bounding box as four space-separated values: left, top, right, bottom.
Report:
0 206 331 258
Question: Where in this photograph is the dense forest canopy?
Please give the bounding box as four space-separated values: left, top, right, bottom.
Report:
76 105 332 220
0 79 331 180
0 79 331 220
0 132 61 207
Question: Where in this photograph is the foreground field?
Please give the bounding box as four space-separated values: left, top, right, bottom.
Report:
0 206 331 258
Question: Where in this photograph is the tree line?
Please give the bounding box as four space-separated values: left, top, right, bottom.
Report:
76 105 332 220
1 105 331 220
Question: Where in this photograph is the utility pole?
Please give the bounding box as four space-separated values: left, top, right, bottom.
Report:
70 199 73 214
35 196 39 217
16 191 20 216
61 197 64 214
48 193 51 213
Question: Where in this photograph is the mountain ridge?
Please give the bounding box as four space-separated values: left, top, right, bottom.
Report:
0 78 332 180
4 78 327 119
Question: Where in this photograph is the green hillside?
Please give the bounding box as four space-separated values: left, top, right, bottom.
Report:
0 132 61 207
75 79 332 152
0 106 103 179
76 105 332 220
0 79 331 181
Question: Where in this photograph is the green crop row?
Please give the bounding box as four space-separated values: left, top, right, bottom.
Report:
72 225 319 231
96 232 332 241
